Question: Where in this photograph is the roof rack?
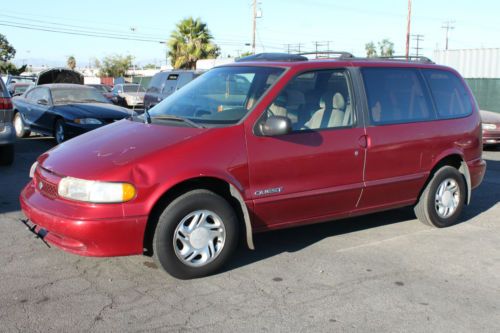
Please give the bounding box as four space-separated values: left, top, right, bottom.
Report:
298 51 354 59
236 53 308 62
371 55 434 64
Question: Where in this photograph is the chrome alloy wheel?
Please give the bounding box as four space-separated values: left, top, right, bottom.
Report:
14 114 23 136
173 210 226 267
435 178 460 218
55 122 65 144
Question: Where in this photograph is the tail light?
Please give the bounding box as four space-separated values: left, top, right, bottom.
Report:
0 97 13 110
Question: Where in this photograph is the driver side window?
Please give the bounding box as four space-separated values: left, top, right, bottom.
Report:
264 69 355 131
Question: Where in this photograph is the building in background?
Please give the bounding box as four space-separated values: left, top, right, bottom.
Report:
434 48 500 113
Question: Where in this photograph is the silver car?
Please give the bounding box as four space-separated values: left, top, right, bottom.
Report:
0 77 15 165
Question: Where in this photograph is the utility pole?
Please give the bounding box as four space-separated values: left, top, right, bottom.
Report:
405 0 412 59
412 34 424 57
442 21 455 50
252 0 257 54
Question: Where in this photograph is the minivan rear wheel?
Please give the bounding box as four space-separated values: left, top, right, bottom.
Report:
414 166 466 228
153 189 239 279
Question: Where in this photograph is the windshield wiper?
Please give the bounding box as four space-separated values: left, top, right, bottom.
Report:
151 115 203 128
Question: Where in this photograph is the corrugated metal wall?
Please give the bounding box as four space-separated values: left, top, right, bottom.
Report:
434 49 500 78
434 49 500 113
465 79 500 113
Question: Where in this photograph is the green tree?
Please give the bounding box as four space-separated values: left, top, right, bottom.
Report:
0 34 16 62
143 63 157 70
365 42 377 58
0 62 27 75
365 39 395 57
67 56 76 70
240 51 253 58
378 39 395 57
99 54 133 77
167 17 219 69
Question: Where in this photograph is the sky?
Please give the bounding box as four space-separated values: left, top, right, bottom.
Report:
1 0 499 68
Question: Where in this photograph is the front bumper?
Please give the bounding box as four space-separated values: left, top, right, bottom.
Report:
20 180 148 257
0 123 15 145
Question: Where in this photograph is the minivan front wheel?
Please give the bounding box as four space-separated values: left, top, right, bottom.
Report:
153 190 239 279
414 166 466 228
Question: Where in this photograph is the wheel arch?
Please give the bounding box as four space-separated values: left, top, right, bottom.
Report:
142 176 254 256
425 153 471 205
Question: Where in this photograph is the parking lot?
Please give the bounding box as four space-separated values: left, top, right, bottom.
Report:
0 137 499 332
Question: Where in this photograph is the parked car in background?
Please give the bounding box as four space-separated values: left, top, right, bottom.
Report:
480 110 500 147
0 77 15 165
13 84 132 144
86 84 113 101
144 70 202 110
111 83 145 108
19 53 486 279
10 83 33 97
6 75 36 95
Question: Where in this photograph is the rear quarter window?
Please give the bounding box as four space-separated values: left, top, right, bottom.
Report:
422 69 472 119
362 68 434 125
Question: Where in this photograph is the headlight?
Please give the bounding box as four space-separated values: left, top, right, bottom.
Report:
74 118 103 125
58 177 136 203
29 161 38 178
482 123 496 131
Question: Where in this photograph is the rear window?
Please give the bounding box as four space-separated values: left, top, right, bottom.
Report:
422 69 472 119
362 68 434 125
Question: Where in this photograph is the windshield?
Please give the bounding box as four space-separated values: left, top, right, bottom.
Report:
51 87 109 104
123 85 145 93
148 66 284 126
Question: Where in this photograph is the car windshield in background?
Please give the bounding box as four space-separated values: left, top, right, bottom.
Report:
123 85 145 93
14 85 31 94
51 87 109 104
148 66 284 126
90 85 111 93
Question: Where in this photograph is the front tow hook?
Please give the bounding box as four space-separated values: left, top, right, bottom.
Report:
20 218 51 248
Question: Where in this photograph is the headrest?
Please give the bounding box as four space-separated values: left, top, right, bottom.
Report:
332 93 345 110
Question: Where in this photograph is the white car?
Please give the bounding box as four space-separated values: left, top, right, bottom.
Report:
111 84 145 108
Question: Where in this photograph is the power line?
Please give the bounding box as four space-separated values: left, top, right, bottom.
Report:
411 34 424 57
442 21 455 50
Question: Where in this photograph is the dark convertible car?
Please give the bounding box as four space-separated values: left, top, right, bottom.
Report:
13 84 133 144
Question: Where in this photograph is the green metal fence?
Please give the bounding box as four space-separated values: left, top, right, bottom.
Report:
465 78 500 113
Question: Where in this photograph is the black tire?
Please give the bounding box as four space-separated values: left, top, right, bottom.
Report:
0 144 14 166
54 119 66 144
13 112 30 138
153 189 239 279
414 166 466 228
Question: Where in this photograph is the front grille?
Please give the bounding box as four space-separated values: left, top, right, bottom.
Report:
34 169 59 200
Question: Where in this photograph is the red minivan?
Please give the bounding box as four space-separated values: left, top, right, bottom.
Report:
20 53 486 279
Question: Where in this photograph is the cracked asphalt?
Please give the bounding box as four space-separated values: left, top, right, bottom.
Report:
1 136 499 332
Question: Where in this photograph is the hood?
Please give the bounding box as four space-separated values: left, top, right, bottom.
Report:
38 119 208 179
37 68 83 85
55 103 132 119
480 110 500 124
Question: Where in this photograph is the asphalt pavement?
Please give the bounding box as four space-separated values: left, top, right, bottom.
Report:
0 136 499 332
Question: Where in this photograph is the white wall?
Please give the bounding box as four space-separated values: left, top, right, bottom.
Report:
434 49 500 78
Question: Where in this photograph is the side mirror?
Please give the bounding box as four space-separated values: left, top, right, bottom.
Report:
260 116 292 136
37 99 48 106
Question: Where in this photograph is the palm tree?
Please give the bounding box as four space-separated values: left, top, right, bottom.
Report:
168 17 219 69
67 56 76 70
